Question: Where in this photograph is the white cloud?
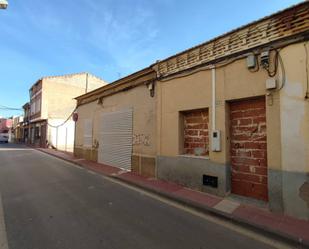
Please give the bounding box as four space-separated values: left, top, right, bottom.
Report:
84 1 160 74
1 0 161 80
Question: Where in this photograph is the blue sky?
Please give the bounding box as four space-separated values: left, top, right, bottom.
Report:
0 0 304 117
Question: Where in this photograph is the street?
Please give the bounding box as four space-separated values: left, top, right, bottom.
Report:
0 144 284 249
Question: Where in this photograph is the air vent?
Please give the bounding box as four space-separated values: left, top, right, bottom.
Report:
203 174 218 188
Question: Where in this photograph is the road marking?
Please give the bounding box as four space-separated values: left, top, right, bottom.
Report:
0 194 9 249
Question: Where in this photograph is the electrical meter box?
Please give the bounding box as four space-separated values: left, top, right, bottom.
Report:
266 78 277 90
211 130 221 152
260 50 270 66
247 54 256 69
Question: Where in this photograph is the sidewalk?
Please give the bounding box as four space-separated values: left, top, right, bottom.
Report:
36 147 309 247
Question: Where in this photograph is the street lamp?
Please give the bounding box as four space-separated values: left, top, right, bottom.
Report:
0 0 8 9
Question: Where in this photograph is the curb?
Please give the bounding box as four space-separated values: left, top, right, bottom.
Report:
115 175 308 248
35 148 309 248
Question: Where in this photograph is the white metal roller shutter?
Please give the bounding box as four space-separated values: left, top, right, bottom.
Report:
98 108 133 171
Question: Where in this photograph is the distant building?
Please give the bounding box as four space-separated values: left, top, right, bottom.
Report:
22 103 30 143
11 116 24 143
0 118 12 143
0 118 12 133
27 72 107 151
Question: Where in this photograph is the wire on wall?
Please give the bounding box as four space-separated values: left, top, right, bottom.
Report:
276 51 286 91
47 107 77 128
267 50 279 78
157 55 243 82
262 48 285 92
157 46 289 95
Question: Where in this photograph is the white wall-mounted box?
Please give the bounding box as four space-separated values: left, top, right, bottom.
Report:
211 130 221 152
266 78 277 90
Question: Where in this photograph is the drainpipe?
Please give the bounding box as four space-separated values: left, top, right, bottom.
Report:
211 67 216 131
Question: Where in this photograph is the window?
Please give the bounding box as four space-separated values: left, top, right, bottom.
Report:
182 108 209 157
35 98 41 113
30 101 36 115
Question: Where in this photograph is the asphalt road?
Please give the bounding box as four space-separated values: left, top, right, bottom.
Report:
0 143 281 249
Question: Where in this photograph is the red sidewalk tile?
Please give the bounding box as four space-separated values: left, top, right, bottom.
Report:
80 160 121 175
146 178 183 193
233 205 309 242
233 205 283 228
118 172 221 207
233 205 281 221
117 172 151 185
174 188 222 208
279 216 309 242
118 172 183 193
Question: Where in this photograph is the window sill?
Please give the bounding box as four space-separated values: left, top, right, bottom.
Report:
178 154 209 160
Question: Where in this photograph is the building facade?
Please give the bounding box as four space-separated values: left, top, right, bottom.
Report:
22 103 30 143
0 118 12 143
0 118 12 132
11 116 24 143
74 2 309 220
28 72 106 151
75 68 157 176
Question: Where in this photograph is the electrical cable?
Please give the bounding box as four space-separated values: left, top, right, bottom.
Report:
264 48 285 92
267 50 279 78
47 107 77 128
276 51 286 91
157 55 243 82
0 105 23 111
260 48 285 92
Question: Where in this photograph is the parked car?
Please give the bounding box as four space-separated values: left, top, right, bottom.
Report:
0 133 9 143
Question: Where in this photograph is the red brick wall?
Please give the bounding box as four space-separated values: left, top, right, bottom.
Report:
183 109 209 156
230 98 268 201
